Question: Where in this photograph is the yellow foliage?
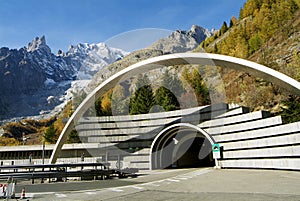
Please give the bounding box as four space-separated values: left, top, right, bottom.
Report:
101 89 113 113
0 137 19 146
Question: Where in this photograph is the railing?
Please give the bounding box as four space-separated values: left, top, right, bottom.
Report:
0 162 138 184
0 157 97 166
0 162 111 184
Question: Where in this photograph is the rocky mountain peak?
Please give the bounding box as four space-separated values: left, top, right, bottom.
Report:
189 25 212 43
27 35 50 53
149 24 212 53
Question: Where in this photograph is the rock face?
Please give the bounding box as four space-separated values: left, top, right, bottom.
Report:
149 25 212 53
87 49 164 92
0 36 127 121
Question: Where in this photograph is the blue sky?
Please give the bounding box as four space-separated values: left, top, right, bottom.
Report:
0 0 247 52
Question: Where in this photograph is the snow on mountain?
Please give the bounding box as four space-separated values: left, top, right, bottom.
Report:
0 36 128 122
66 42 128 79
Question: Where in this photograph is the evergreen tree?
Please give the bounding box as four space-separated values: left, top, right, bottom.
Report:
67 130 81 143
43 124 57 143
129 75 155 115
155 86 180 112
281 95 300 123
219 21 229 36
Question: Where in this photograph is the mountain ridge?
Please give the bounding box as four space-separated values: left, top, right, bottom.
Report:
149 25 212 53
0 36 127 122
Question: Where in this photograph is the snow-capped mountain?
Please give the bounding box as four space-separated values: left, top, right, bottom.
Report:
26 36 77 82
0 36 128 122
66 42 126 79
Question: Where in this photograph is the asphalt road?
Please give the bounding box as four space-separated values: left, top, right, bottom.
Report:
9 168 300 201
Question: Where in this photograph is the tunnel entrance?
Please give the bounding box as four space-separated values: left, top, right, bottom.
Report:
150 124 215 170
171 137 213 168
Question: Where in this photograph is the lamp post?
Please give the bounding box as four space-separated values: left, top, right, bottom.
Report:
42 140 45 164
22 132 26 145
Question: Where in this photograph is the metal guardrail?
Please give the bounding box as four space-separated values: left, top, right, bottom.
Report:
0 162 109 170
0 163 110 183
0 163 138 184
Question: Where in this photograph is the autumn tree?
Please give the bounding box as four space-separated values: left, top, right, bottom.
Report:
181 67 210 106
229 16 238 27
95 89 113 116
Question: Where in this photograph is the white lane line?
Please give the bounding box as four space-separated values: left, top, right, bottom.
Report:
166 179 180 182
86 191 97 195
110 188 124 192
130 186 144 190
175 177 189 180
140 183 160 187
55 193 67 198
194 169 211 176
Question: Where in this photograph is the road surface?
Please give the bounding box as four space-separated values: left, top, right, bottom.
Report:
12 168 300 201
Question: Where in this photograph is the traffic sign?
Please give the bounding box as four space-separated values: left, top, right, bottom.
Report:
212 143 220 152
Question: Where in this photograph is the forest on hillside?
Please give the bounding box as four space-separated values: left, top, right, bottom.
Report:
197 0 300 120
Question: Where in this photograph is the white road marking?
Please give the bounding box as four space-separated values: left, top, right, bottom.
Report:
166 179 180 182
33 168 212 199
110 188 124 192
175 177 189 180
141 183 160 187
55 193 67 198
86 191 97 194
130 186 144 190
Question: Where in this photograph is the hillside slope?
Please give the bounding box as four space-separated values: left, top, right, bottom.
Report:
196 0 300 113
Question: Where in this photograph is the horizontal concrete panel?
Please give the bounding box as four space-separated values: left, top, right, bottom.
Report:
200 110 267 128
223 145 300 158
128 148 150 155
78 106 206 123
222 132 300 150
85 138 116 147
123 155 149 162
213 122 300 142
220 158 300 170
87 135 139 143
77 126 161 136
76 117 181 129
205 116 282 135
129 161 150 169
216 107 249 118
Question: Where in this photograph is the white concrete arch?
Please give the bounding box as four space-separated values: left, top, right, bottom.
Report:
49 52 300 164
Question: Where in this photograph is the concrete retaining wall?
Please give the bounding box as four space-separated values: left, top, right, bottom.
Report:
200 108 300 170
